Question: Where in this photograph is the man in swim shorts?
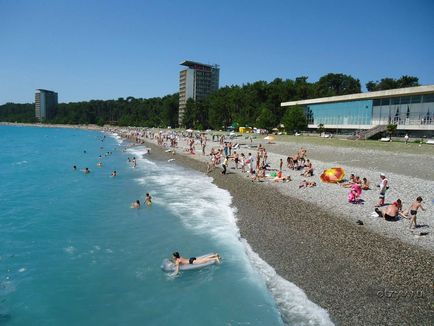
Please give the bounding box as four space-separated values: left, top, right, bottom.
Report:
408 196 425 229
374 199 405 221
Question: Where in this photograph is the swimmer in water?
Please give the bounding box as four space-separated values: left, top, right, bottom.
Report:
97 162 103 167
145 193 152 206
131 200 140 208
73 165 77 170
111 170 117 177
172 252 221 275
83 167 90 174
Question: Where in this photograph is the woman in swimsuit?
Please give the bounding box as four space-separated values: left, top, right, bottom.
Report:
172 252 220 275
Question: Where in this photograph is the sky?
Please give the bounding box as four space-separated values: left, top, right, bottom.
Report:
1 0 433 104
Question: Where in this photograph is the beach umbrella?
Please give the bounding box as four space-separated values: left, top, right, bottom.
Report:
320 167 345 183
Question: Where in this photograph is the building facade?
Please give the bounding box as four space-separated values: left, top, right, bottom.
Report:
178 60 219 126
35 89 58 121
281 85 434 134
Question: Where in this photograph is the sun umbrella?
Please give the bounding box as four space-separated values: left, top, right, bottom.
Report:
320 167 345 183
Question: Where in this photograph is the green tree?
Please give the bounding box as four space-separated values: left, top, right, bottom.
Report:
386 123 397 138
366 75 419 92
315 73 361 97
255 105 276 130
282 106 307 133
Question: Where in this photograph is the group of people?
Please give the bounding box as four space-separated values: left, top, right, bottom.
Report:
131 193 152 209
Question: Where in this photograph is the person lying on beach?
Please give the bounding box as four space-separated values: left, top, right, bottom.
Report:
299 180 316 188
172 252 220 275
374 199 406 221
273 171 291 182
340 174 356 187
408 196 425 229
131 200 140 208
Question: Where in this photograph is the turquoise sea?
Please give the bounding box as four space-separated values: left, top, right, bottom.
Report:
0 126 332 325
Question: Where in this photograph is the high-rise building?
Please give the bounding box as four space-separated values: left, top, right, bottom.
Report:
35 89 58 121
178 60 219 126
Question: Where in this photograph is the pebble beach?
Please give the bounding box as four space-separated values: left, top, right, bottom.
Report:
110 127 433 325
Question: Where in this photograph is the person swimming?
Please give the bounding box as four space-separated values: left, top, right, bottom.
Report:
145 193 152 206
131 200 140 208
111 170 117 177
172 252 220 275
83 167 90 174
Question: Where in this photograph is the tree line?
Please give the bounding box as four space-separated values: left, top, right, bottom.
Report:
0 74 420 132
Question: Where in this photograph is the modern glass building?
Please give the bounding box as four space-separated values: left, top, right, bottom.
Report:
281 85 434 134
178 60 219 126
35 89 58 121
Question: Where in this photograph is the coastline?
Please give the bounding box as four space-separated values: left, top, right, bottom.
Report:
4 123 432 324
126 134 433 325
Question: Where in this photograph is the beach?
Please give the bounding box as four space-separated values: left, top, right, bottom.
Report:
111 127 433 325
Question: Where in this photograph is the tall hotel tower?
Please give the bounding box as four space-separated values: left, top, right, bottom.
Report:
35 89 58 121
178 60 219 126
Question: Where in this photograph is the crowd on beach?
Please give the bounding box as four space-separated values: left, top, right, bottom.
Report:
105 127 431 240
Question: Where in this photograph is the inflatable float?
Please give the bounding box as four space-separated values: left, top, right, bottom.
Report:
160 253 219 272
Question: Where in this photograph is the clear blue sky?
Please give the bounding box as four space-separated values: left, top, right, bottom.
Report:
1 0 433 104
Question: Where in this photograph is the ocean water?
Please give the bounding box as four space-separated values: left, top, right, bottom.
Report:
0 126 332 326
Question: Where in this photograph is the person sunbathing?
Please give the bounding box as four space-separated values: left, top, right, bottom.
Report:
374 199 406 221
273 171 291 182
361 177 370 190
299 180 316 188
302 159 314 177
340 174 356 188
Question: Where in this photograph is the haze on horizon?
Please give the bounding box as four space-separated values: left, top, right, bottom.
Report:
1 0 433 104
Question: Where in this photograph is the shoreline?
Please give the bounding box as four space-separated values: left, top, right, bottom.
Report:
119 132 433 325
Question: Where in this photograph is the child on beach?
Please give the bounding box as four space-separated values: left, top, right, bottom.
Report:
408 197 425 229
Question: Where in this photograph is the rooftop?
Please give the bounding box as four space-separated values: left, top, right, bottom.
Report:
180 60 219 69
281 85 434 107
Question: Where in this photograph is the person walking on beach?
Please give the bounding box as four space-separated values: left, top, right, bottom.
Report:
408 196 425 229
221 156 228 175
376 173 388 207
279 158 283 172
240 153 246 173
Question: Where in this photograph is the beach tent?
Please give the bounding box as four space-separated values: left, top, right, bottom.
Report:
320 167 345 183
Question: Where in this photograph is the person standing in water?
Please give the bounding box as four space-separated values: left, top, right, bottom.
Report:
145 193 152 206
